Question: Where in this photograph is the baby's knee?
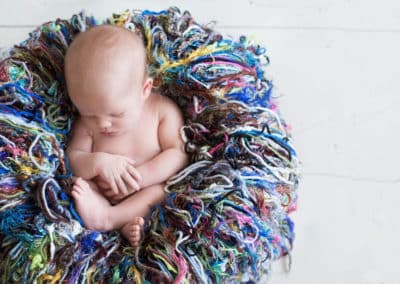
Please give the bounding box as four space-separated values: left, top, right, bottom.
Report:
143 183 165 202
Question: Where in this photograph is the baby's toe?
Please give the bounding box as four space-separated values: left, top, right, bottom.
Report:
133 216 145 226
71 190 79 199
72 185 82 194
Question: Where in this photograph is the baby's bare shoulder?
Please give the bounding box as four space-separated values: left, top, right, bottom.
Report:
67 116 93 153
154 95 185 152
155 94 183 121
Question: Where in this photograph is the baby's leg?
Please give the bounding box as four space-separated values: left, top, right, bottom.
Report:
72 178 164 245
71 177 114 231
116 183 165 246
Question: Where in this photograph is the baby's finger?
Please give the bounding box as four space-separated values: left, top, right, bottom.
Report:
116 175 129 195
108 176 119 194
125 158 136 165
122 171 140 192
128 165 142 182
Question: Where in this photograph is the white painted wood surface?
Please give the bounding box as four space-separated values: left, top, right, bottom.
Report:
1 1 399 283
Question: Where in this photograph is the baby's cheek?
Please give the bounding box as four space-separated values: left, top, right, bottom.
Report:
81 120 95 131
119 118 134 128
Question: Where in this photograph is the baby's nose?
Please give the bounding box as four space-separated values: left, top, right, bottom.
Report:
98 119 112 129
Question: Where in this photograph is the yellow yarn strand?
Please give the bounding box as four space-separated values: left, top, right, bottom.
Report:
38 270 62 284
132 266 142 284
159 44 229 73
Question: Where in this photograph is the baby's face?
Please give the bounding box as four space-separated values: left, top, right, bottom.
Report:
71 74 147 136
65 25 152 136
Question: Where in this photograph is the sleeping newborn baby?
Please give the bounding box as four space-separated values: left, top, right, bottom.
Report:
64 25 188 246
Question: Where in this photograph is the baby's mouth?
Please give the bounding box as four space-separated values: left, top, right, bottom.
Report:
101 130 118 136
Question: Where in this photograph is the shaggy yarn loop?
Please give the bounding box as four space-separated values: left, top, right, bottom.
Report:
0 7 299 283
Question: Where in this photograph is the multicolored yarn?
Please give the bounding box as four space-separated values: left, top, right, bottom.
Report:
0 7 299 283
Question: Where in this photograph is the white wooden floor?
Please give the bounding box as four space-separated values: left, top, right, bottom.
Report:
1 1 400 283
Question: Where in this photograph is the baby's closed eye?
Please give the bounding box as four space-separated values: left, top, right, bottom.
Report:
81 115 95 120
111 112 125 118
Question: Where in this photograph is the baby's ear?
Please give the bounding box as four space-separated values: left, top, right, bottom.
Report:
142 77 153 99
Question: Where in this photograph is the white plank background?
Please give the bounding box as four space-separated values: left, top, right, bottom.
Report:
1 1 400 283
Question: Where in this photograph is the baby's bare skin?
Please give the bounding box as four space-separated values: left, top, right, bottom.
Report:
64 25 188 246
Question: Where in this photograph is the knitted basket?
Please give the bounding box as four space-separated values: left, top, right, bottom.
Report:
0 7 299 283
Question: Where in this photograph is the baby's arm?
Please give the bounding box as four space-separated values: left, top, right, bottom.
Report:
66 117 98 179
136 98 188 188
67 118 141 195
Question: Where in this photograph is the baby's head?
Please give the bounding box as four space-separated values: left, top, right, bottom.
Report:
64 25 153 135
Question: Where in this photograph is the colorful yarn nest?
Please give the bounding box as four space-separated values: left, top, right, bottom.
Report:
0 7 300 283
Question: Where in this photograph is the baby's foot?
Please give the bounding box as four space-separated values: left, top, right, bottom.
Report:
71 177 112 231
121 217 145 246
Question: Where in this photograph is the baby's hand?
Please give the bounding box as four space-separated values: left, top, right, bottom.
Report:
93 152 142 196
103 188 132 203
